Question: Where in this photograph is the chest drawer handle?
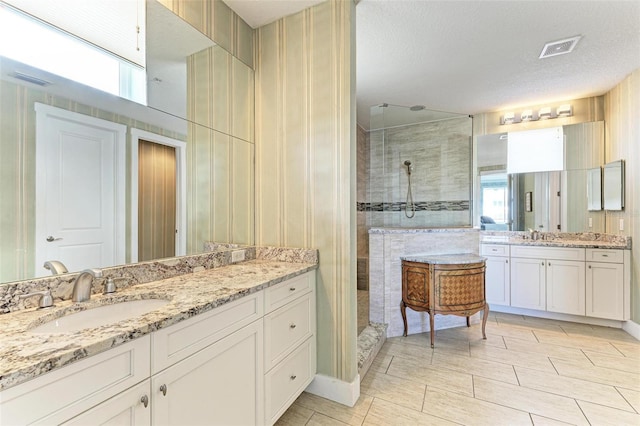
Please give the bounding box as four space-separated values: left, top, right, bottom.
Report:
160 384 167 396
289 287 296 291
290 323 297 329
602 254 609 257
140 395 149 408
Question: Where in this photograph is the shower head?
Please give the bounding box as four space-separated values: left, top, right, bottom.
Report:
404 160 412 167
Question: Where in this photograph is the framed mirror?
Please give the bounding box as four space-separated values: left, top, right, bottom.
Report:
586 167 602 211
603 160 625 210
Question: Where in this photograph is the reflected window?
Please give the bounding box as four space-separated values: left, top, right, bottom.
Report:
0 4 146 103
480 172 509 228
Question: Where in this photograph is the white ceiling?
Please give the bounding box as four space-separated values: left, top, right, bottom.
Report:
224 0 325 28
226 0 640 130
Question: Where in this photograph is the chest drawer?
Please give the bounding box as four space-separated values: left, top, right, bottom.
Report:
265 272 313 313
510 245 585 261
152 292 263 373
481 244 509 257
265 337 315 425
586 249 624 264
264 292 314 371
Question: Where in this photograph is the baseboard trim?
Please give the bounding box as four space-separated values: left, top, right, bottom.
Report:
623 320 640 341
305 373 360 407
489 305 624 328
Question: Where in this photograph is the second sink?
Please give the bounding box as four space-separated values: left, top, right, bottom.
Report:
30 299 170 334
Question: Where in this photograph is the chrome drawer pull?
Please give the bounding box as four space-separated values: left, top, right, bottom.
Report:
140 395 149 408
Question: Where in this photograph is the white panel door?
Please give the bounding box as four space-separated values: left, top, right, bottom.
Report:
35 103 126 275
586 262 624 320
485 256 510 306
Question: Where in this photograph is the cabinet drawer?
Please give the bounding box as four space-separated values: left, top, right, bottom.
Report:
0 335 150 426
265 337 315 425
586 249 624 264
152 292 263 373
265 272 314 313
481 244 509 257
511 245 585 261
265 292 314 371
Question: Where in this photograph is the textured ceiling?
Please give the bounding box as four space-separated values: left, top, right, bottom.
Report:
225 0 640 130
224 0 325 28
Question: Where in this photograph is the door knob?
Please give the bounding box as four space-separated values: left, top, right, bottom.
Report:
46 236 62 242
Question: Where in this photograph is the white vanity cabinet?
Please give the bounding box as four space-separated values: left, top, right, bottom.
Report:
510 246 585 315
480 244 510 306
0 270 317 426
586 249 628 320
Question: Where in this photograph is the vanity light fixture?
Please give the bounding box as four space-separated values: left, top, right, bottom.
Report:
520 109 536 122
556 104 573 117
499 103 572 125
538 107 553 119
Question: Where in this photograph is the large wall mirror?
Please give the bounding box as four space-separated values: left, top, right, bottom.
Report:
0 0 255 284
476 121 606 232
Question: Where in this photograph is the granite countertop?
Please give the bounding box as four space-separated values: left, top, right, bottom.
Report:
369 227 478 234
402 253 485 264
0 259 316 391
480 232 631 249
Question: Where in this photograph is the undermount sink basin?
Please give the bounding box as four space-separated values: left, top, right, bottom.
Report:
30 299 170 333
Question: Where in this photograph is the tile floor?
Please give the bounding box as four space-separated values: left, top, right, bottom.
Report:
276 312 640 425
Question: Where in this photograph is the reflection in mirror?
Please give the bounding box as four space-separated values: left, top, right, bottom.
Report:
476 122 606 232
587 167 603 211
0 2 255 284
603 160 625 211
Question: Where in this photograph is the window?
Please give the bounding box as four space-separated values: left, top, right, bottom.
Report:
480 172 509 224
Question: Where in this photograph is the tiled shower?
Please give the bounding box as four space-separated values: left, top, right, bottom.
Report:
357 104 473 334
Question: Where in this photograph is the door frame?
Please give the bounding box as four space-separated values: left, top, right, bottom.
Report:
130 128 186 262
34 103 126 273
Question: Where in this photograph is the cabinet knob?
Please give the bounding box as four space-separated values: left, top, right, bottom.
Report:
588 265 592 269
140 395 149 408
290 375 297 381
160 384 167 396
290 323 297 329
289 287 296 292
541 262 544 266
548 262 551 266
505 259 508 264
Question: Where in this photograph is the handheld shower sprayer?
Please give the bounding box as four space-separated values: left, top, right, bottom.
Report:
403 160 415 218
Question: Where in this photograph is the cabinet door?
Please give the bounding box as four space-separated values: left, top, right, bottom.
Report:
63 381 151 426
485 256 510 306
546 260 586 315
152 320 264 426
586 262 624 320
510 258 546 310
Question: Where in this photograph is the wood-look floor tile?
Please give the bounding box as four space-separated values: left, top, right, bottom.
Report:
295 393 373 426
364 353 393 376
530 414 575 425
362 398 458 426
611 341 640 359
275 402 314 425
436 326 507 348
360 368 426 411
307 412 351 426
584 350 640 373
483 323 539 342
534 330 623 355
551 358 640 391
578 400 640 426
496 315 567 332
470 344 556 373
386 355 474 396
377 341 433 363
561 324 640 343
514 366 634 411
431 351 519 384
617 387 640 414
503 336 590 363
422 387 531 425
473 376 589 425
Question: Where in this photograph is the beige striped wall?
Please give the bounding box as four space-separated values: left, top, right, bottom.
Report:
604 69 640 323
254 0 358 382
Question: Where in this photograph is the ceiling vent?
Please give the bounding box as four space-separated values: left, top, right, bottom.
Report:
12 71 51 86
539 35 582 59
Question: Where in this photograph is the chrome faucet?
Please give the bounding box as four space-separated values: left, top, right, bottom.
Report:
72 269 103 302
43 260 68 275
